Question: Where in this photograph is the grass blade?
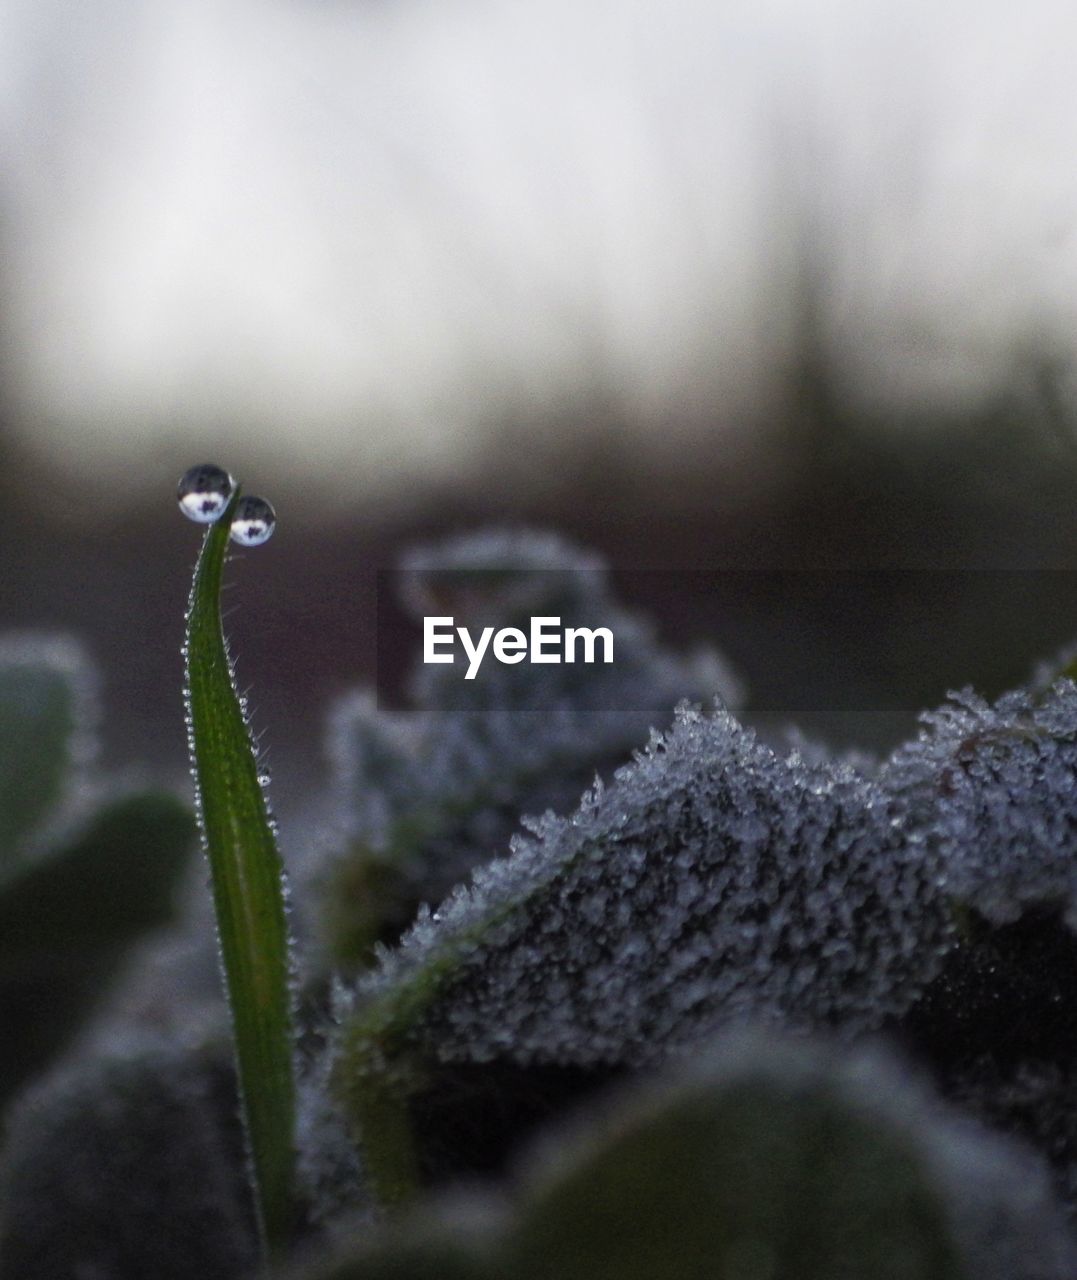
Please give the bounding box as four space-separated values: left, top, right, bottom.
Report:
183 488 296 1258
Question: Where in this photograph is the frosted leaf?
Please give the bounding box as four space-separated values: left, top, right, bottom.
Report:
296 1033 373 1232
944 1055 1077 1226
779 723 880 774
1029 641 1077 698
314 530 743 968
335 702 951 1088
0 1040 257 1278
0 782 195 1107
880 680 1077 927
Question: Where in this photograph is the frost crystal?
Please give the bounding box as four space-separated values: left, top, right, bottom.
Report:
295 1012 372 1231
880 680 1077 928
340 702 951 1074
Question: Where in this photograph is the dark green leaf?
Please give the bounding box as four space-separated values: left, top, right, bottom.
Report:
0 791 195 1104
290 1035 1013 1280
0 638 87 870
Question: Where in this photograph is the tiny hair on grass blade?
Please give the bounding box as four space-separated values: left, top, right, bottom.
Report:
181 473 295 1259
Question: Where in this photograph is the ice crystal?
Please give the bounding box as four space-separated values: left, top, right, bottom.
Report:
337 702 951 1078
295 1001 370 1233
880 680 1077 928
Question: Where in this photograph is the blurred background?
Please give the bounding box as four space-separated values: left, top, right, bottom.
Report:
4 0 1077 813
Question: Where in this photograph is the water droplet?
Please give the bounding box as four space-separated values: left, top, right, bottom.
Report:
177 463 235 523
230 495 276 546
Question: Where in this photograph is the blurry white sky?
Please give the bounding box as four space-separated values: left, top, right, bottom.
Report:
3 0 1077 505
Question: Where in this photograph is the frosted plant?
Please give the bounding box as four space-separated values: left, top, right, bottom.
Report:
942 1055 1077 1225
880 680 1077 928
316 530 742 967
296 1030 1077 1280
0 1039 257 1279
877 676 1077 1234
74 861 231 1052
294 1016 369 1235
0 634 195 1108
328 701 953 1199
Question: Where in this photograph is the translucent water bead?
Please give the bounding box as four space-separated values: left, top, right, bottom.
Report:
177 464 235 523
230 496 276 547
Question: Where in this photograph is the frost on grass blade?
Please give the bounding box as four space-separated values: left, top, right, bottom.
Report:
881 680 1077 928
330 702 952 1197
292 1031 1076 1280
183 483 297 1255
316 530 743 969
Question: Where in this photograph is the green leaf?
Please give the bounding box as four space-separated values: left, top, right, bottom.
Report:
0 637 87 869
507 1066 961 1280
0 790 195 1106
289 1035 987 1280
184 490 297 1258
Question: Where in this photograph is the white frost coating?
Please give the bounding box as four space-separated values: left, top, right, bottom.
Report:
881 681 1077 928
343 701 952 1067
295 1046 372 1232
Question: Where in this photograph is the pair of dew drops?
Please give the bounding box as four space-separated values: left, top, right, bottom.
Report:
176 464 276 546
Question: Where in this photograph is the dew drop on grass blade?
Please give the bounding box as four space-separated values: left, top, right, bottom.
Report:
181 473 295 1259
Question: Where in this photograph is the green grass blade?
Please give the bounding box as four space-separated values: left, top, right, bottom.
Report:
183 489 296 1258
